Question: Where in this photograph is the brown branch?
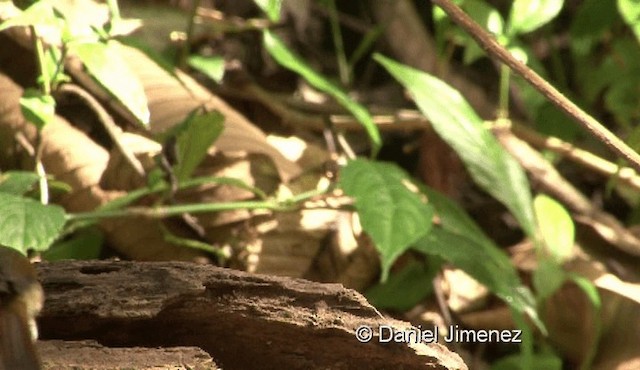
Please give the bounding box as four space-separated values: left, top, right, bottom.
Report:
492 124 640 257
512 124 640 191
431 0 640 173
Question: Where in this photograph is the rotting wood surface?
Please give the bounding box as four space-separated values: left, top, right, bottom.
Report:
36 261 467 370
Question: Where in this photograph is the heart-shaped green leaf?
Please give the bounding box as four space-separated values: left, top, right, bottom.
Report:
0 193 65 253
339 159 434 280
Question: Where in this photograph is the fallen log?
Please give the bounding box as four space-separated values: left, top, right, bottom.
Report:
36 261 466 369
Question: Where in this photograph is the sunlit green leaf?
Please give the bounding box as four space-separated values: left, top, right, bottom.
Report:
618 0 640 43
458 0 504 64
71 40 150 126
508 0 564 35
339 159 434 281
20 89 56 130
375 54 536 237
0 1 60 31
0 192 65 253
254 0 282 22
264 31 381 156
465 0 504 35
188 55 225 83
42 47 70 88
534 194 574 263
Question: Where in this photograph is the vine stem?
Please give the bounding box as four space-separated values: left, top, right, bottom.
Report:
66 188 329 222
431 0 640 173
31 25 50 204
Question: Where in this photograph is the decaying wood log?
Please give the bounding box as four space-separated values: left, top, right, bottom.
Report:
36 261 467 369
38 340 219 370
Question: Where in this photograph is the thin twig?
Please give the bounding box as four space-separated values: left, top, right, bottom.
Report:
227 75 640 189
224 79 430 132
196 7 280 32
492 125 640 256
512 125 640 191
431 0 640 173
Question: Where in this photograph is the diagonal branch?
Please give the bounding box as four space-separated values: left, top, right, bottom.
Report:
431 0 640 173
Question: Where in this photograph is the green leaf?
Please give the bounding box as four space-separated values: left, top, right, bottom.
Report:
570 274 601 309
366 260 439 311
571 0 617 46
188 55 225 83
172 111 225 181
348 25 384 69
160 224 225 257
618 0 640 43
534 102 581 143
264 30 381 156
20 89 56 130
43 227 103 261
414 228 543 332
421 187 488 240
417 187 543 332
375 54 536 237
533 260 567 301
534 194 575 263
0 192 65 253
339 159 434 281
459 1 504 64
465 0 504 36
605 78 640 126
0 1 60 32
71 40 150 126
0 171 40 195
508 0 564 35
567 274 601 370
42 46 70 88
254 0 283 22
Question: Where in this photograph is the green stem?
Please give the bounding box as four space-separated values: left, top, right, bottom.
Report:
105 0 121 20
67 200 283 221
498 64 510 118
35 134 48 205
32 27 50 96
327 0 350 85
66 187 329 222
177 0 202 68
511 309 534 370
31 26 51 204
